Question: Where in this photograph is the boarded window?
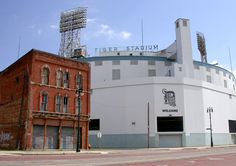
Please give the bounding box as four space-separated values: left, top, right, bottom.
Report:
56 70 63 87
206 75 212 83
148 61 156 65
165 61 171 66
76 73 83 90
42 67 49 85
167 70 171 77
61 127 73 149
40 92 48 111
95 61 103 66
112 60 120 65
63 97 69 113
112 69 120 80
148 69 156 77
130 60 138 65
183 20 187 26
176 22 179 28
63 71 70 88
224 80 227 88
33 125 44 149
55 95 63 112
45 126 59 149
75 98 83 114
194 64 200 70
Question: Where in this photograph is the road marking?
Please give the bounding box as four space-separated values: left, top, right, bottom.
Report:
187 160 196 163
208 157 224 161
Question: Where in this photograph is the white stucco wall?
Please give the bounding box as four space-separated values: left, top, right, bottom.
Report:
90 76 236 137
87 18 236 147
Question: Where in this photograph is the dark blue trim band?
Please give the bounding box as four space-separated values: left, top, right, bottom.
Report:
85 55 174 62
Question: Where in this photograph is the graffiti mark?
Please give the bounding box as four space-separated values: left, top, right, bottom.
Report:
0 131 13 143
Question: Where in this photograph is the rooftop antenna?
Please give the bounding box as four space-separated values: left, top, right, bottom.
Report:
228 48 233 72
17 37 21 59
141 19 144 46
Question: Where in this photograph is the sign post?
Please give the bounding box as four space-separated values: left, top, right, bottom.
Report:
207 107 214 147
97 132 102 149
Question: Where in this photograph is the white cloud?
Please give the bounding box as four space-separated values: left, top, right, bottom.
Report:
99 24 114 36
210 60 218 65
37 29 42 35
233 70 236 76
217 64 224 68
26 25 36 29
50 25 58 30
210 60 225 68
87 18 96 24
95 24 131 40
210 60 219 65
119 31 132 40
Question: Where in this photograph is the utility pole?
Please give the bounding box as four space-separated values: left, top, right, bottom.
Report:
147 102 150 148
17 37 21 59
228 48 233 72
141 19 144 46
76 74 83 152
207 107 214 147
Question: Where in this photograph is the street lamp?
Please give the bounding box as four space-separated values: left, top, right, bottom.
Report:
76 74 83 152
207 107 214 147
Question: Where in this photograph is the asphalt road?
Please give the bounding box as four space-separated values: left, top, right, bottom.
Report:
1 146 236 166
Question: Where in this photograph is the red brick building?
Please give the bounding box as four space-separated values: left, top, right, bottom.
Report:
0 49 90 150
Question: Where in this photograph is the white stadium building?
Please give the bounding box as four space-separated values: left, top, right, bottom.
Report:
86 18 236 148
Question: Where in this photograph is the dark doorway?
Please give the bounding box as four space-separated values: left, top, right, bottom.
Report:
157 116 183 132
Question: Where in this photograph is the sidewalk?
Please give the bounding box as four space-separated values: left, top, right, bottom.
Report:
0 149 111 156
0 145 235 156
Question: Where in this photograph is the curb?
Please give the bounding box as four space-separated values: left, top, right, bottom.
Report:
0 150 110 156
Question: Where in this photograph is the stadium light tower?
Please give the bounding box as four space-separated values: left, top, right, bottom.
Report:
59 7 87 58
196 32 207 63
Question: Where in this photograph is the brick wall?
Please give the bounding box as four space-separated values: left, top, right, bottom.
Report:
0 49 90 150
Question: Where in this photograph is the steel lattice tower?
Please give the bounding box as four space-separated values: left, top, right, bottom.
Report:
59 7 87 58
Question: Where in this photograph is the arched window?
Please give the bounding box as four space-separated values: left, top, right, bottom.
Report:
76 73 83 90
40 91 48 111
75 97 82 114
55 94 63 112
63 71 70 88
63 96 69 113
55 94 69 113
56 70 63 87
42 67 49 85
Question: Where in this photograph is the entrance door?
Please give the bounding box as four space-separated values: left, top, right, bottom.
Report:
61 127 73 149
45 126 59 149
159 134 182 148
32 125 44 149
231 134 236 144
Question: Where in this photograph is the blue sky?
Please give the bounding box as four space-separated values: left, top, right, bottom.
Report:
0 0 236 73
